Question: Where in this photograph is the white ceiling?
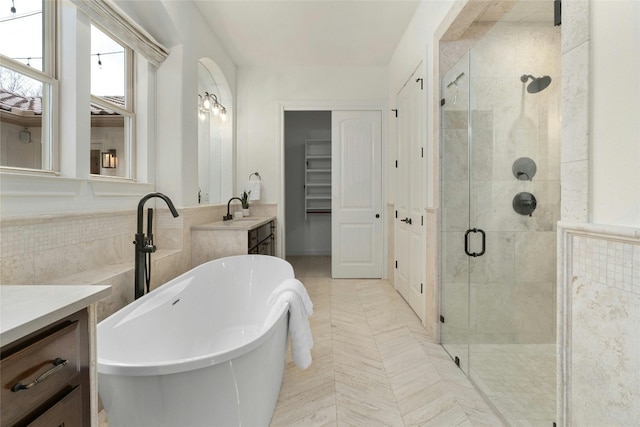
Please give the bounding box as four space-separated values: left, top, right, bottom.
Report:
193 0 421 67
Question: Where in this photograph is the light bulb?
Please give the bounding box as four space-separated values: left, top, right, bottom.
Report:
198 109 207 121
202 93 212 111
220 109 228 122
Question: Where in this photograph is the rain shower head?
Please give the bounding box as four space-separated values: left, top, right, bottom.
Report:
520 74 552 93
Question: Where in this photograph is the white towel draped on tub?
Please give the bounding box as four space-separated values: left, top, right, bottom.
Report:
265 278 313 369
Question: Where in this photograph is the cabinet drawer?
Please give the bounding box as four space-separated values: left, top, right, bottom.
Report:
1 321 80 426
28 385 83 427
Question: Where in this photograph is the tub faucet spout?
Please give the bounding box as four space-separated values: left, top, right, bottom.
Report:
134 193 179 300
223 197 243 221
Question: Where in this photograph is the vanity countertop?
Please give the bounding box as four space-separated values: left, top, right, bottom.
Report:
0 285 111 347
191 215 275 231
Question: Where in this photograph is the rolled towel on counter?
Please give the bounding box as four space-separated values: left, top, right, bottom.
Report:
265 278 313 369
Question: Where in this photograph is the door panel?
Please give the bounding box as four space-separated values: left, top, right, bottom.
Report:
331 110 382 278
394 72 425 322
395 225 410 297
395 85 411 297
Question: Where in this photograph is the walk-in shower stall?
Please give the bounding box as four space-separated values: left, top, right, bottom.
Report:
440 5 560 425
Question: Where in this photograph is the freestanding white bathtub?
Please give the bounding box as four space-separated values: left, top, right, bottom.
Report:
97 255 293 427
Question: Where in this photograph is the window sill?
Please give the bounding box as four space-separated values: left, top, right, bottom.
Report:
0 171 154 198
0 170 83 197
90 177 153 197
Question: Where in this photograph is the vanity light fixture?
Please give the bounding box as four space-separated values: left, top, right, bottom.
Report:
102 149 117 168
198 92 228 122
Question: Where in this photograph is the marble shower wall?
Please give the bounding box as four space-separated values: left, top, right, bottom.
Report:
441 22 560 344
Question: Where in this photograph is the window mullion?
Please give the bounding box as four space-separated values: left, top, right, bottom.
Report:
43 0 57 77
90 95 131 117
0 54 55 85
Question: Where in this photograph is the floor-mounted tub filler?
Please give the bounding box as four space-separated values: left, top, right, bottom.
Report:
98 255 306 427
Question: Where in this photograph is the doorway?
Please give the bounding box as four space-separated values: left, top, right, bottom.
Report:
284 111 332 257
282 106 384 279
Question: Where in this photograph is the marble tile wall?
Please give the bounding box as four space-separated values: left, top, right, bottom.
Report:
560 0 590 223
0 204 276 321
0 212 137 285
559 223 640 426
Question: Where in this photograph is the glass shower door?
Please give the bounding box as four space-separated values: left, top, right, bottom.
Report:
440 52 471 374
465 16 560 427
440 9 560 425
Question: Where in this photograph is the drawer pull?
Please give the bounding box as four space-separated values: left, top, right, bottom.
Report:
11 358 68 392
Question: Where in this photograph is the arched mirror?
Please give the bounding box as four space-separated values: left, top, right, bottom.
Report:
197 59 232 205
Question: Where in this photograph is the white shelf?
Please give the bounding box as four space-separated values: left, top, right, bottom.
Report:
305 140 331 219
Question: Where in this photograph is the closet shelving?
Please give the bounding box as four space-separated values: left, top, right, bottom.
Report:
304 139 331 219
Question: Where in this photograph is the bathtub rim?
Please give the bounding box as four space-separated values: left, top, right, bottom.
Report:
97 255 292 377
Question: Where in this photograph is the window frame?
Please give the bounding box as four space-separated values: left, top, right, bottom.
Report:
89 21 136 180
0 0 58 173
0 0 169 211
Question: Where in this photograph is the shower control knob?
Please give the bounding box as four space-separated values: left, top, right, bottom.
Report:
513 192 537 216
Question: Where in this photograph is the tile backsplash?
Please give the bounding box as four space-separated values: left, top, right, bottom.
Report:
1 212 137 285
1 204 275 319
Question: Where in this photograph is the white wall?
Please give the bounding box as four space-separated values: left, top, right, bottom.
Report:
387 0 455 208
150 0 237 207
590 1 640 227
235 66 387 205
0 123 42 169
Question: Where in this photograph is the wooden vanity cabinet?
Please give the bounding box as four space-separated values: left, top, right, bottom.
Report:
1 310 90 427
248 220 275 255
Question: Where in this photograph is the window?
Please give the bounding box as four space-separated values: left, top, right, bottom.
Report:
0 0 56 171
90 23 133 178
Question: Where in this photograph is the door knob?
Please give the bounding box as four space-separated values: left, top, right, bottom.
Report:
400 217 412 224
375 214 380 218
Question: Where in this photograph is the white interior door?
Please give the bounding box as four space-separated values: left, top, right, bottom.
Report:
394 74 426 322
395 93 411 298
331 110 382 278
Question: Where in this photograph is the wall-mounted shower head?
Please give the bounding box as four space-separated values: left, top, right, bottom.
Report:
520 74 552 93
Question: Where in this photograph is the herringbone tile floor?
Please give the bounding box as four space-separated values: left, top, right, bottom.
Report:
271 256 503 426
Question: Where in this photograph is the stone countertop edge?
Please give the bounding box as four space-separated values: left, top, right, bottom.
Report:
190 215 276 231
0 285 112 347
